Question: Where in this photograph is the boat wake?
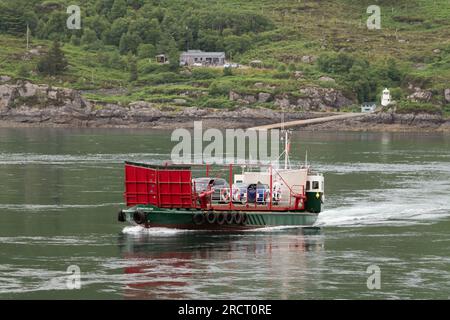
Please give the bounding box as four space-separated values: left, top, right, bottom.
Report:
317 203 450 227
121 225 313 236
121 226 199 236
313 157 450 228
316 182 450 227
244 225 304 232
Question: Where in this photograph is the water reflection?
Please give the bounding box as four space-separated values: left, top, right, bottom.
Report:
117 228 324 299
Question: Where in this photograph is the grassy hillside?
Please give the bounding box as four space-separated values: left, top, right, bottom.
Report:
0 0 449 115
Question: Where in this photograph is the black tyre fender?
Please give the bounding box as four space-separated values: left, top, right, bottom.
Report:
206 211 216 224
118 210 126 222
192 212 205 225
133 211 147 225
241 213 248 225
234 212 243 224
216 212 226 225
225 212 234 225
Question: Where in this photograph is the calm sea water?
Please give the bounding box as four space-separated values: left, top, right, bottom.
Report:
0 128 450 299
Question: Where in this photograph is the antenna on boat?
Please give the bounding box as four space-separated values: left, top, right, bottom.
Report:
305 150 308 168
284 130 288 169
277 111 292 170
283 129 292 170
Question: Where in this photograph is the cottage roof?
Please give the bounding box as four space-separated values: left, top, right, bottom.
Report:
181 50 225 58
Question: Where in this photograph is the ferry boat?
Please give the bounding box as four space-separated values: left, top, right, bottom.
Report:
117 131 324 230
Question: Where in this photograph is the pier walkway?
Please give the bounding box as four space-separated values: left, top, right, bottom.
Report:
249 112 367 130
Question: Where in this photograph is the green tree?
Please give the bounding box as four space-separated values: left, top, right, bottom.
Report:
157 33 179 70
317 53 355 74
144 18 162 45
223 67 233 76
102 18 128 46
128 17 161 44
95 0 115 15
17 64 29 78
223 35 251 54
137 43 156 59
85 15 110 39
347 62 377 103
0 0 37 35
37 41 68 76
110 0 127 21
42 11 68 41
128 55 138 81
127 0 145 10
386 58 402 83
197 30 222 52
81 28 98 45
119 32 141 54
108 50 126 70
70 35 81 46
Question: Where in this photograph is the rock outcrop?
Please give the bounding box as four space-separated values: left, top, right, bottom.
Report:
0 81 86 110
230 87 352 111
0 75 11 83
295 87 352 111
407 87 432 103
1 79 448 131
0 80 309 127
258 92 272 103
444 89 450 103
318 76 335 83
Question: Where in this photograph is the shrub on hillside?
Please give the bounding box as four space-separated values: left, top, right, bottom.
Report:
37 41 68 75
191 68 220 80
209 80 233 96
197 97 234 109
396 101 442 115
139 62 171 75
137 44 156 59
138 72 183 85
317 53 355 74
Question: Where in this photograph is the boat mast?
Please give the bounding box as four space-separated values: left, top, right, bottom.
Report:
305 150 308 168
284 130 288 169
284 130 291 170
279 112 291 170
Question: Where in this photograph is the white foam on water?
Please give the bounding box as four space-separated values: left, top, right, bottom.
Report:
121 226 199 236
243 225 304 232
317 172 450 227
317 195 450 227
121 225 306 235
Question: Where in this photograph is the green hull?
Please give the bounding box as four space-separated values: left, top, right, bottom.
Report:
120 205 318 230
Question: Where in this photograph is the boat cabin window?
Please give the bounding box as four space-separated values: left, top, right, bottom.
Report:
312 181 319 190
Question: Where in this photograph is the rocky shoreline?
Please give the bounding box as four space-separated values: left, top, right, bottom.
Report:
1 80 449 131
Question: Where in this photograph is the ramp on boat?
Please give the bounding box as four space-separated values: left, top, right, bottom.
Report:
249 113 367 130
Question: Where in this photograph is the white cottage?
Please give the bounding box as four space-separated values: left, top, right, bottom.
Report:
180 50 226 66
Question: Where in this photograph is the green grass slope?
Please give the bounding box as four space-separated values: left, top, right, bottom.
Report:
0 0 449 115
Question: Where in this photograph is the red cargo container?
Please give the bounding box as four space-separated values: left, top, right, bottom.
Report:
124 162 193 208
